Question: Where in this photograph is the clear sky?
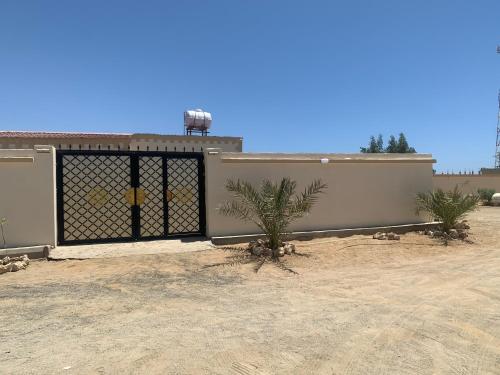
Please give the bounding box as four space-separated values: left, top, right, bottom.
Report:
1 1 499 171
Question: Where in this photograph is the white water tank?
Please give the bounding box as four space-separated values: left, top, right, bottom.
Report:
184 109 212 131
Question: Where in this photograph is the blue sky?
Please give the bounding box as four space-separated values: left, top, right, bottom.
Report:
1 0 499 171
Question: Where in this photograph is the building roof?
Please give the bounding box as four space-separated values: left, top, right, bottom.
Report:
0 131 131 139
479 168 500 175
0 131 242 142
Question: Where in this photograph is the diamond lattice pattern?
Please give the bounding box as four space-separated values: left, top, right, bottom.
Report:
167 158 200 234
139 156 165 237
62 155 132 241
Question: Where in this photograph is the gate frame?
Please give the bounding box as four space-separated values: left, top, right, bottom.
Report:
56 149 206 245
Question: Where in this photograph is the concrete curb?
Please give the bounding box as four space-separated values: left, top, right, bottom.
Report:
0 245 51 259
211 222 441 246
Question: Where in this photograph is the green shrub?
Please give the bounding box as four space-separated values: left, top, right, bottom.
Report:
219 178 326 255
477 188 496 205
416 187 479 233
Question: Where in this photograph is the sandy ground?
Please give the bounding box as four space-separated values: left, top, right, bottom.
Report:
49 238 214 259
1 207 500 374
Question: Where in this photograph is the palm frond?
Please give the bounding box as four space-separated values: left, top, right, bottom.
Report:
288 179 328 219
219 201 253 222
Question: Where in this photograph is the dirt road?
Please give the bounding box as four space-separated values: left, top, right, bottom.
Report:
1 208 499 374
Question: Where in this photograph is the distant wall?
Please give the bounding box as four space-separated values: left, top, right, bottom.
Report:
205 150 435 237
0 147 56 247
433 175 500 194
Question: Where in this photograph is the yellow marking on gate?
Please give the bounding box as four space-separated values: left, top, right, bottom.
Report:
124 188 147 206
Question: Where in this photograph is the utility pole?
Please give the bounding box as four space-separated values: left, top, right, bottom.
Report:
496 46 500 168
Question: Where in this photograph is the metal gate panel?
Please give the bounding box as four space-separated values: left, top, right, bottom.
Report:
58 154 132 243
138 156 165 238
166 158 202 234
56 150 205 245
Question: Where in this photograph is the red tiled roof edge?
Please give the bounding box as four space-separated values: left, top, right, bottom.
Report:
0 131 132 139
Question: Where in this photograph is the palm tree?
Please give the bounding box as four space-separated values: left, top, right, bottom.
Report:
219 178 327 256
477 188 496 205
415 186 479 234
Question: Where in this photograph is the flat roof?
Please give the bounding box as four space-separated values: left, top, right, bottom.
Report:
0 131 131 139
480 168 500 175
0 131 242 142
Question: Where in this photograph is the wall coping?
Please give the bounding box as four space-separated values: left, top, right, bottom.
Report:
214 152 436 164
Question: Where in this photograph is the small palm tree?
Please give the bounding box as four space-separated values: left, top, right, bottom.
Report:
416 186 479 234
477 188 496 205
219 178 327 256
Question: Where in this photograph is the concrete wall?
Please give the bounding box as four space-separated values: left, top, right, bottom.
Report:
204 150 435 237
433 175 500 194
0 146 57 247
0 144 438 247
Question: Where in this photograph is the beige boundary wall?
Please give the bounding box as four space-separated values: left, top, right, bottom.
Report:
433 175 500 194
0 146 57 247
0 145 437 248
204 150 436 237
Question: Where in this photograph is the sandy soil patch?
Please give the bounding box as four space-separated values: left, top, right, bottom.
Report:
49 237 214 259
1 208 499 374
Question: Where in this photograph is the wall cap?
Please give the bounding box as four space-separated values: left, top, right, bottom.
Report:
218 152 436 164
34 145 54 153
206 148 222 155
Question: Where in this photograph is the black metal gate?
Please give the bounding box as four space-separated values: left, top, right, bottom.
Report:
56 150 205 245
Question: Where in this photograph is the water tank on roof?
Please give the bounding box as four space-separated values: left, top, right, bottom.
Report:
184 109 212 135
